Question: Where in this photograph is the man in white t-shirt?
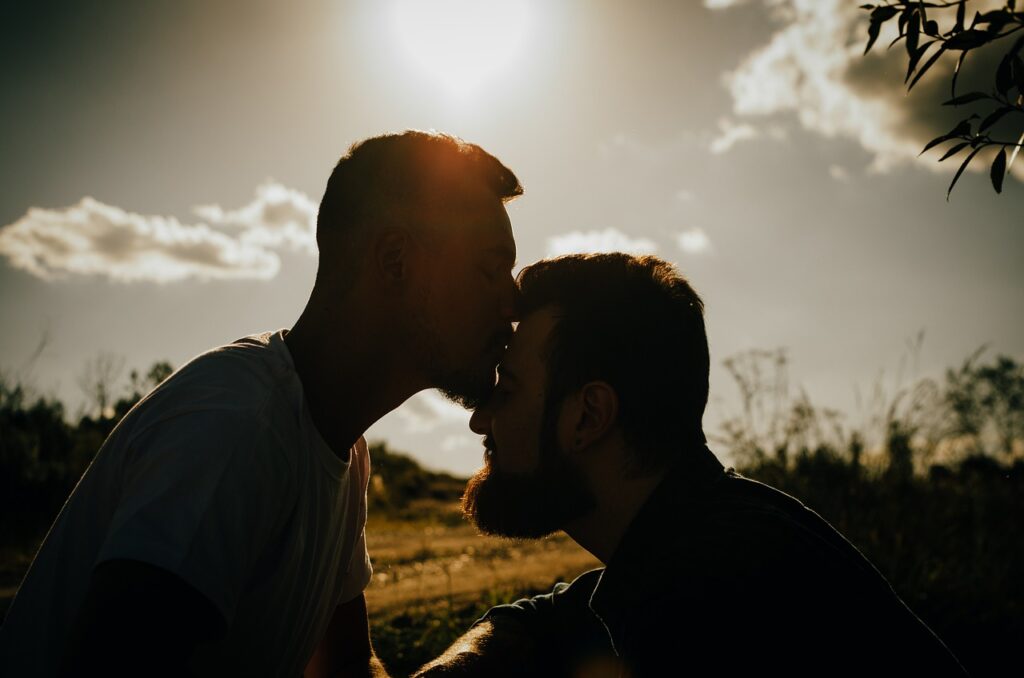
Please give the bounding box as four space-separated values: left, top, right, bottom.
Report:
0 131 522 677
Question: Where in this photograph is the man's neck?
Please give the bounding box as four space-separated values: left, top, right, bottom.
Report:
284 302 427 458
563 465 667 565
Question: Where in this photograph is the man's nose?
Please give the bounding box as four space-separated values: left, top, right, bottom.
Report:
469 406 490 435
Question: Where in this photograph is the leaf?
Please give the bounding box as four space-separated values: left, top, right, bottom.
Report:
980 106 1012 132
906 11 920 56
924 19 939 36
997 53 1014 96
871 5 899 22
952 51 968 99
905 41 935 83
974 10 1010 29
955 0 966 32
945 29 993 50
920 118 973 157
947 146 985 200
991 148 1007 193
939 142 971 161
949 119 975 138
921 135 949 156
859 4 875 9
909 44 946 90
865 19 882 55
943 92 989 106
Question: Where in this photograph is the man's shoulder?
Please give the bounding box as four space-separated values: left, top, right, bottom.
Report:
137 330 297 420
95 330 305 465
699 472 838 543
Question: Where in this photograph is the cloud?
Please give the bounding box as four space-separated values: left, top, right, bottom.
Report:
546 228 658 257
0 182 318 283
710 118 760 154
703 0 751 8
828 164 851 182
713 0 1023 181
396 390 470 433
676 227 713 254
195 182 317 255
0 198 280 283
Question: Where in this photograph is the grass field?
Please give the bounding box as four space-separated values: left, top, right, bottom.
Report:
364 500 599 674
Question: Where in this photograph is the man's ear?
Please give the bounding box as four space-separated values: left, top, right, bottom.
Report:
561 381 618 453
373 228 411 286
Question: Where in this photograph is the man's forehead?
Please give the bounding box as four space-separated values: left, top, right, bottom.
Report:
422 194 514 251
503 307 558 372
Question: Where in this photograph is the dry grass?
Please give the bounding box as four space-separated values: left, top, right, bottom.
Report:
364 504 600 616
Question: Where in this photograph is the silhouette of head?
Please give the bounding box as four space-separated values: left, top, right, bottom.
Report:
463 253 709 537
315 131 522 408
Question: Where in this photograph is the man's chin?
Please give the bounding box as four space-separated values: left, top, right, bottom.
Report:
461 465 590 540
437 368 496 410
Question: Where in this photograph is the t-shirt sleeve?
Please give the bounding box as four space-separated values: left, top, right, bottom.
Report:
337 527 372 604
96 408 295 625
336 437 373 604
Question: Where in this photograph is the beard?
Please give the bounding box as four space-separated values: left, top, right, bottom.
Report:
461 404 595 539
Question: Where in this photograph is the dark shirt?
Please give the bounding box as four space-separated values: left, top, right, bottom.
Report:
483 445 968 677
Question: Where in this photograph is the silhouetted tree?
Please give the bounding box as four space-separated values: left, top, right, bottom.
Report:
862 0 1024 196
945 351 1024 457
76 352 125 419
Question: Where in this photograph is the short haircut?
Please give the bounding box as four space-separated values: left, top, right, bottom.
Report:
317 130 522 247
517 253 709 470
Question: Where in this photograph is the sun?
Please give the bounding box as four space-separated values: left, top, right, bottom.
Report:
390 0 532 98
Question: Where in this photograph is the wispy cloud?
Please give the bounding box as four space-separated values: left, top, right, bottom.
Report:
396 390 471 433
703 0 751 8
195 182 317 255
676 227 713 254
712 0 1023 181
829 164 851 182
0 182 318 283
547 228 658 257
709 118 760 155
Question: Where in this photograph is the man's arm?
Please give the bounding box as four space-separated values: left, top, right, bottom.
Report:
411 618 540 678
304 593 389 678
58 559 227 677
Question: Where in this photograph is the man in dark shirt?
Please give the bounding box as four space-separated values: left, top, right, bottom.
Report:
414 253 968 677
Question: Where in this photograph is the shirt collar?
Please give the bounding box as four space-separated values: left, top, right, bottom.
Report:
589 444 726 627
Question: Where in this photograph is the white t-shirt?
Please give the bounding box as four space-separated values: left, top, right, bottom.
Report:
0 330 373 677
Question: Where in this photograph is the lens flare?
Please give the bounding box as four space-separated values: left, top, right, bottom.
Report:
390 0 531 97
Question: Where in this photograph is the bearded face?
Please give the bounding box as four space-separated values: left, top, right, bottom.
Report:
461 399 595 539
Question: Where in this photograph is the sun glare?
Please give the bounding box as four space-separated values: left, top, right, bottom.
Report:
390 0 531 98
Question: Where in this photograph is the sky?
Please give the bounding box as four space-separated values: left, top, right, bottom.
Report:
1 0 1021 476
